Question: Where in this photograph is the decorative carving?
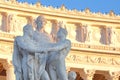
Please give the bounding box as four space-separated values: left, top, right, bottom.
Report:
0 32 15 39
109 71 120 80
60 4 66 11
84 69 95 80
71 43 120 52
66 53 120 66
2 59 13 70
0 41 13 54
0 0 120 19
36 2 41 8
8 14 18 33
85 8 91 14
109 10 115 16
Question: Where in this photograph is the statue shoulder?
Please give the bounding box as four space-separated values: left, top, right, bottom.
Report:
14 36 23 42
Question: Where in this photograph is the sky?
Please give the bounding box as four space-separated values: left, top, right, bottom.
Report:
17 0 120 15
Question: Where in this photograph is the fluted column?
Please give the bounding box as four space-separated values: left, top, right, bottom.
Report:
3 60 15 80
109 71 120 80
83 69 95 80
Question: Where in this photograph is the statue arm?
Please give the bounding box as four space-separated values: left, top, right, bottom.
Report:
16 37 45 53
47 39 71 52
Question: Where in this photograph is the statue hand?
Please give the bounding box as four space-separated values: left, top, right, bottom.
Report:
65 40 71 47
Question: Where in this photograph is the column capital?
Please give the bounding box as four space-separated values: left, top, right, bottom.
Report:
83 69 95 80
2 59 13 70
109 71 120 80
2 59 15 80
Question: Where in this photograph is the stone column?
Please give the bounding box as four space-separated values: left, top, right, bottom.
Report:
109 71 120 80
3 60 15 80
83 69 95 80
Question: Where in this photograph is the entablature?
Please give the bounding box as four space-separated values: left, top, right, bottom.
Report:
0 0 120 25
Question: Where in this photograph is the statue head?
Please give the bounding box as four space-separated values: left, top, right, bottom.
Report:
35 16 47 31
23 24 33 37
57 27 68 41
68 71 77 80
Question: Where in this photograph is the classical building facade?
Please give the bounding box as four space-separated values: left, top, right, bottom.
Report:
0 0 120 80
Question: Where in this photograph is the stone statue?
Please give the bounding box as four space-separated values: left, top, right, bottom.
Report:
12 15 71 80
47 27 71 80
68 71 77 80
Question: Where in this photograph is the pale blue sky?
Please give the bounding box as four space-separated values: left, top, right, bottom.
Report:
17 0 120 15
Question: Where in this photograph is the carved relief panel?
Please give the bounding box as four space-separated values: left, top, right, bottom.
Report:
14 16 27 35
44 20 52 35
67 23 77 42
8 14 17 33
90 27 101 44
114 29 120 46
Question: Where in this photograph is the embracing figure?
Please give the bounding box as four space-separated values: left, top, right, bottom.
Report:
12 16 72 80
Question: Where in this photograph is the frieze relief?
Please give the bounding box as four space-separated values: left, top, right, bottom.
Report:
0 32 15 40
66 53 120 66
0 41 13 54
71 43 120 52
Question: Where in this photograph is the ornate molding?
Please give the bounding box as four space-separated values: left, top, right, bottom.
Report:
66 53 120 66
71 43 120 54
0 41 13 54
0 32 15 40
109 71 120 80
84 69 95 80
0 0 120 20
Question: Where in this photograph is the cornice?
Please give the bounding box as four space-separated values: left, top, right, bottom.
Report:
0 0 120 24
